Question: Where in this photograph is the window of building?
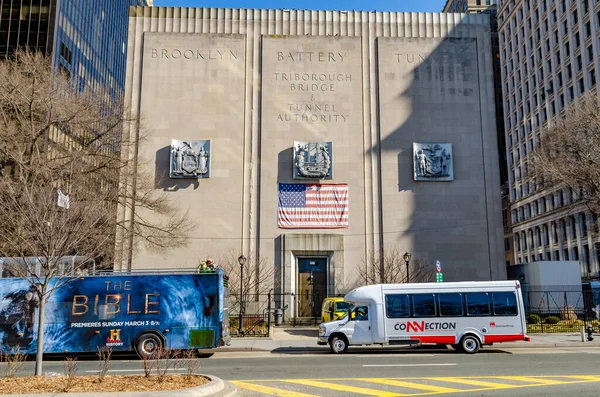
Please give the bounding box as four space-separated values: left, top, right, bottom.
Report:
575 32 581 48
579 78 585 93
581 213 588 237
568 85 575 100
557 191 564 206
588 45 594 63
590 69 596 87
585 21 592 38
577 54 583 71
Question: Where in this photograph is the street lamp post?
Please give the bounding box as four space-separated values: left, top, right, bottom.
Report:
238 254 246 335
403 252 411 283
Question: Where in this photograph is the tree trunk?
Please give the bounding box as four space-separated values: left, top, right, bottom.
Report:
34 295 46 376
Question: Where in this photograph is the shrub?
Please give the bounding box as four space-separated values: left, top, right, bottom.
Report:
526 314 541 324
559 306 578 323
545 316 560 324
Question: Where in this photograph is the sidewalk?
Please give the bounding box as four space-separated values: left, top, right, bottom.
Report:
219 326 600 353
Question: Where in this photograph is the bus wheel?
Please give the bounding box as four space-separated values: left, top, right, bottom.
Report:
450 344 463 352
329 336 348 354
460 335 480 354
136 334 162 359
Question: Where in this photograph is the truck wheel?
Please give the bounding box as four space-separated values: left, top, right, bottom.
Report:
329 336 348 354
460 335 480 354
136 334 162 359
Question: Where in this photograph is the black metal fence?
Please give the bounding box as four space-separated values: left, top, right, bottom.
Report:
522 287 599 333
227 288 600 336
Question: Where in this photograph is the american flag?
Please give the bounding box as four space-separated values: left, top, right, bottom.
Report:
278 183 348 229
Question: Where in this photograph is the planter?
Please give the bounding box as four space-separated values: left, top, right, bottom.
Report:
2 374 226 397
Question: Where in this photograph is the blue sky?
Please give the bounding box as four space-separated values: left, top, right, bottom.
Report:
153 1 448 13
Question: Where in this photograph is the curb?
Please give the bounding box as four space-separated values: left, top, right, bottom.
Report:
216 342 600 353
6 374 229 397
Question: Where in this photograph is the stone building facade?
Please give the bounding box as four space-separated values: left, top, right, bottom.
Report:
498 0 600 281
117 7 505 317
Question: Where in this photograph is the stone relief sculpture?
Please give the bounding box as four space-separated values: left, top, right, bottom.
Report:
293 141 333 179
170 139 211 179
413 143 453 181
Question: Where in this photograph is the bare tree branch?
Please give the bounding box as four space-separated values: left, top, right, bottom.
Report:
531 93 600 216
0 50 193 375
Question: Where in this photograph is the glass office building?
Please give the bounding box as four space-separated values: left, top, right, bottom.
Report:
0 0 149 99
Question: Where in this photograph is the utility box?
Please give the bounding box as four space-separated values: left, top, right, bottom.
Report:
507 261 583 312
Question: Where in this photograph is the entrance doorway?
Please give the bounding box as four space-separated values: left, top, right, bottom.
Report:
297 257 327 317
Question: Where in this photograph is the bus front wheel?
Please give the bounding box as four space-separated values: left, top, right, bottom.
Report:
460 335 480 354
136 334 163 359
329 336 348 354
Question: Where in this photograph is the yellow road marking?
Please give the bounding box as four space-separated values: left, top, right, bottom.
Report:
360 378 463 393
232 381 319 397
564 375 600 381
495 376 568 385
428 377 515 389
283 379 399 396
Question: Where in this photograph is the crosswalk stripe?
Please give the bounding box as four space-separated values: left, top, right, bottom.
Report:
232 381 319 397
428 377 515 389
282 379 399 396
360 378 463 393
495 376 568 385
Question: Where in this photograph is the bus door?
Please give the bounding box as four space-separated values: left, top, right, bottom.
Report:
348 305 372 344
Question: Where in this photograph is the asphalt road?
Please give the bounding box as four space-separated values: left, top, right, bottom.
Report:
13 347 600 396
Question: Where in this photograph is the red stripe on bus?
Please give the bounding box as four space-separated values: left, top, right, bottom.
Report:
409 336 456 344
483 334 525 344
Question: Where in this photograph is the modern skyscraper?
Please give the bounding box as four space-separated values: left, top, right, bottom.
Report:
498 0 600 280
442 0 514 267
0 0 149 99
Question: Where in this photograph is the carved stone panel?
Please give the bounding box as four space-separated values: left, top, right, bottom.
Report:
413 143 453 181
170 139 211 179
293 141 333 180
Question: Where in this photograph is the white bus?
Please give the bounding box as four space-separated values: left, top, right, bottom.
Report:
318 281 529 354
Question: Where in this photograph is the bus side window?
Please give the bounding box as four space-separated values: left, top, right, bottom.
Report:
492 292 518 316
465 293 490 316
412 294 436 317
438 293 463 316
385 294 410 318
